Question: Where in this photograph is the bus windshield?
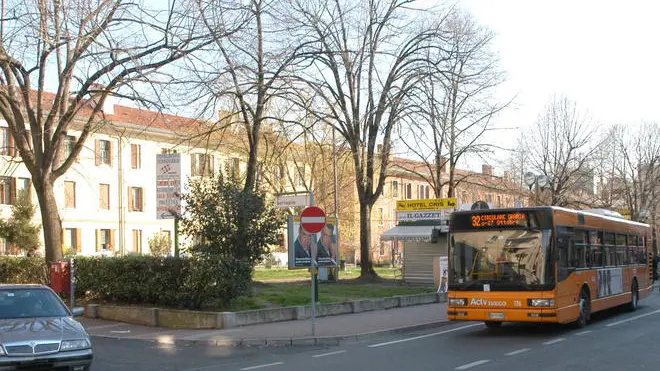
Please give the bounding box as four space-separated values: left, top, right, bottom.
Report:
450 229 552 288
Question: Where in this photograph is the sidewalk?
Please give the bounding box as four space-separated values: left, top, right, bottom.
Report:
80 302 450 347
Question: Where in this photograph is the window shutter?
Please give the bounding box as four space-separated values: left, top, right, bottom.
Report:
191 154 197 176
8 132 15 157
95 140 101 166
75 229 82 253
131 144 138 169
95 229 100 252
108 140 113 167
9 178 16 205
128 187 134 211
110 230 116 251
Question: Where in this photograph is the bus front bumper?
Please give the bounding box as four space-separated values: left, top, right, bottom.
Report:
447 307 558 322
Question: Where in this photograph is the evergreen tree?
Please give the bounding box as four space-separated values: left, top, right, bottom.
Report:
0 189 41 253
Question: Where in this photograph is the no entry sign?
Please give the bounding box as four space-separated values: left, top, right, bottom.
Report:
300 206 326 234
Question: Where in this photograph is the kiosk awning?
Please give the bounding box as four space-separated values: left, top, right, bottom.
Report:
381 226 437 242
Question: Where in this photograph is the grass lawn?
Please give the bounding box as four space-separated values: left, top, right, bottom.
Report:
252 281 434 307
232 266 435 310
253 266 401 282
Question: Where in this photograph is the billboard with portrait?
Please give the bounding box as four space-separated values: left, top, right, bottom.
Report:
287 215 339 269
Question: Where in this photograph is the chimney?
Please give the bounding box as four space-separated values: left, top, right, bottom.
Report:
482 164 493 176
503 171 511 181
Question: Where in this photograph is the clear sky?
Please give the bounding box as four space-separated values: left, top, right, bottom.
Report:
447 0 660 171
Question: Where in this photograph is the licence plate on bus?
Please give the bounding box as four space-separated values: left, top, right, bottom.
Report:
488 312 505 319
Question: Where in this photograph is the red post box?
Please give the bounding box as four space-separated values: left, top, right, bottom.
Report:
50 261 70 294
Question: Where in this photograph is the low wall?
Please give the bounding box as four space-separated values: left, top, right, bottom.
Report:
85 292 447 329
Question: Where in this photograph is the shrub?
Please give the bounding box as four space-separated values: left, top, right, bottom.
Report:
0 257 48 285
147 232 172 256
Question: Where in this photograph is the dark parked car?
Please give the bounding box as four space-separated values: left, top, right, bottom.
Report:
0 284 93 371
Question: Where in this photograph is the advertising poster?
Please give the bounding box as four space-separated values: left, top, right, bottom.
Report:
437 256 448 293
288 216 339 269
597 268 623 297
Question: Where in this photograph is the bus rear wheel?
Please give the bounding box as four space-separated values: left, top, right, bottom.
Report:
573 289 591 328
627 280 639 312
484 321 502 329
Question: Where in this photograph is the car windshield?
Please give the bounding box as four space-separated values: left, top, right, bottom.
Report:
450 229 552 287
0 288 70 319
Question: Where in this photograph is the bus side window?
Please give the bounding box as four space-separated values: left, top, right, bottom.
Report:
574 229 588 268
590 231 602 267
558 235 572 281
615 234 626 266
603 232 615 266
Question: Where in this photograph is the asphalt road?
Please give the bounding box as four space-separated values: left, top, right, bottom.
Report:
91 292 660 371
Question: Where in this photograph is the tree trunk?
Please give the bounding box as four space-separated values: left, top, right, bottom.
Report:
34 179 63 263
359 201 376 278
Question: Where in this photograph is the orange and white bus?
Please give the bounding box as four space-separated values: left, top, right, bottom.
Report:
447 206 653 328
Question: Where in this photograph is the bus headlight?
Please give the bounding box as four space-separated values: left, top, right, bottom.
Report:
528 299 555 307
449 298 467 306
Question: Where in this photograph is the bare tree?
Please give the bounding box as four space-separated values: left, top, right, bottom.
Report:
0 0 226 262
397 10 510 198
608 123 660 222
286 0 452 277
186 0 309 193
523 96 602 206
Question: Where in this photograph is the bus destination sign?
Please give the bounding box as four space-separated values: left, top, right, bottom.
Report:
470 212 527 228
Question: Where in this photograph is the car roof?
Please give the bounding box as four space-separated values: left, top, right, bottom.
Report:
0 284 50 290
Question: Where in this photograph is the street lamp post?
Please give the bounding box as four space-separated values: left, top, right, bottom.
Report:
524 172 549 206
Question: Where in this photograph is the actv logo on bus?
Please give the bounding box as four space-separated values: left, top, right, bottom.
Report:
470 298 507 306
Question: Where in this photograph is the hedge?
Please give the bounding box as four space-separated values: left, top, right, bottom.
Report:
0 255 252 310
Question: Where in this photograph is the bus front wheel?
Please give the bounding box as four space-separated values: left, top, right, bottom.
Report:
573 289 591 328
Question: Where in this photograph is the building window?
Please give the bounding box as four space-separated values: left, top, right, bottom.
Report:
392 181 399 198
64 135 77 159
63 228 81 253
132 229 143 254
96 229 115 252
95 139 112 166
225 157 240 179
191 153 214 176
418 185 430 199
378 208 384 224
130 144 141 169
64 181 76 208
274 165 286 184
99 184 110 210
0 128 14 156
17 178 30 200
296 165 305 186
0 177 15 205
405 183 412 199
128 187 143 212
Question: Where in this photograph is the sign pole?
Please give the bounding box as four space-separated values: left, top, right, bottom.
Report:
309 192 316 337
174 216 180 258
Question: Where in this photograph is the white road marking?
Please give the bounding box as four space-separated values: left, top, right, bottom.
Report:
368 323 483 348
240 362 283 370
505 348 530 356
575 330 592 336
109 330 131 334
543 338 565 345
606 309 660 327
312 350 347 358
455 360 490 370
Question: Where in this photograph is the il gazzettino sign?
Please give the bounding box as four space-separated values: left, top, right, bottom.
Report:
156 153 181 220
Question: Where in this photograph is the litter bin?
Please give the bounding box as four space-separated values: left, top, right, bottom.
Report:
50 261 70 294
